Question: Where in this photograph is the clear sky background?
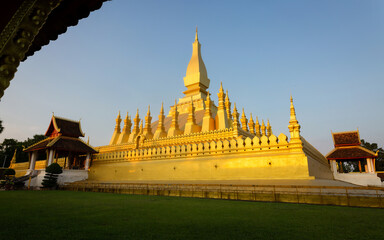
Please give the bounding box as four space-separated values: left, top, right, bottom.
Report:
0 0 383 154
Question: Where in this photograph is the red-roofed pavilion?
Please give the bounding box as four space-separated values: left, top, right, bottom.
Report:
24 115 97 171
326 130 377 173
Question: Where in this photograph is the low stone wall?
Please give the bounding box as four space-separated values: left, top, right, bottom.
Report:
62 182 384 208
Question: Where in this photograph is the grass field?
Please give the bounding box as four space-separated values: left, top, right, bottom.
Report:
0 191 383 240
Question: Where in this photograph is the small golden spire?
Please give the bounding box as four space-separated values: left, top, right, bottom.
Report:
232 103 239 121
240 108 248 132
267 119 272 137
139 120 143 134
248 113 255 134
147 105 151 116
115 111 122 132
87 136 90 144
261 119 266 136
219 82 224 93
188 97 196 124
154 102 166 139
204 91 212 117
290 95 297 123
255 116 261 137
225 90 232 120
288 95 301 140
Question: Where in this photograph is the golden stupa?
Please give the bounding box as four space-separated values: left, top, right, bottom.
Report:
90 29 333 181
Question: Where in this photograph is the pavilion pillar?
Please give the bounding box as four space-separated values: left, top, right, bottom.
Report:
367 158 375 173
330 160 337 173
84 153 91 170
29 151 38 170
47 149 55 166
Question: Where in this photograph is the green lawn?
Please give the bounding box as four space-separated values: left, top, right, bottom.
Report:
0 191 383 240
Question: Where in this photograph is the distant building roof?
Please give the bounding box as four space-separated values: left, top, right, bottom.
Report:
326 146 377 160
326 130 377 161
45 115 85 138
332 130 360 147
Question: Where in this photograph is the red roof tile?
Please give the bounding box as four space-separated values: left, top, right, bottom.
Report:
326 146 376 160
332 131 360 147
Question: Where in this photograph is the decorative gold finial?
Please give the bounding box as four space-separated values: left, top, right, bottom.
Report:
288 95 301 140
195 26 198 41
290 96 297 122
160 102 164 114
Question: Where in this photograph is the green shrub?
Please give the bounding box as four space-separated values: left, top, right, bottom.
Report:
42 163 63 189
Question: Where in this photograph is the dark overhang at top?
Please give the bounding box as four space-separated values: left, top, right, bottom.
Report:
0 0 109 99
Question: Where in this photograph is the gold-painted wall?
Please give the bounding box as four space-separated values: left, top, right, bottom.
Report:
89 152 312 181
89 135 333 181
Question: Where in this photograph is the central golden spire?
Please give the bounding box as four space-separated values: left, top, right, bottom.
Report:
183 27 210 98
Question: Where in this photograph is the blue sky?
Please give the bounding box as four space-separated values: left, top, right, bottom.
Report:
1 0 383 154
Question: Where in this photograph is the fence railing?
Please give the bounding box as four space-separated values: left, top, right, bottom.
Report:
61 182 384 208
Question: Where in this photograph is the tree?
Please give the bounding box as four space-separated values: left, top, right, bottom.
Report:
42 163 63 189
0 134 47 167
0 119 3 134
361 139 384 171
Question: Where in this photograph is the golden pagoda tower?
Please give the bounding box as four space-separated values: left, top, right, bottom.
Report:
91 30 333 183
182 27 210 100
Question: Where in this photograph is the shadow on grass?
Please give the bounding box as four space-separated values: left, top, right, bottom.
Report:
0 190 382 240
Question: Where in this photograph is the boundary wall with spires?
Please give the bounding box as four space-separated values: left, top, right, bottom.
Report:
89 130 333 181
